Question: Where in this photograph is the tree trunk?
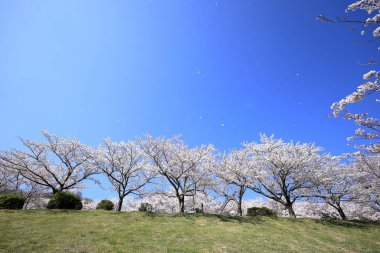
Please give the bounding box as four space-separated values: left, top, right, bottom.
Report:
286 204 296 218
329 200 347 220
117 196 124 211
178 195 185 213
336 206 347 220
237 186 245 216
237 196 243 216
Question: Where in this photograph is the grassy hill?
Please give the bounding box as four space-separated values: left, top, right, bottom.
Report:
0 210 379 253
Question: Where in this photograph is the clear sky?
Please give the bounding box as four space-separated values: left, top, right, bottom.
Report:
0 0 378 200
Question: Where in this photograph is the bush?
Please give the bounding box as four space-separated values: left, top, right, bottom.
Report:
96 200 114 210
321 212 339 221
138 202 153 212
247 207 277 217
47 192 83 210
0 194 25 209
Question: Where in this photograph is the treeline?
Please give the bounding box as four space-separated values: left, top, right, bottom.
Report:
0 131 379 220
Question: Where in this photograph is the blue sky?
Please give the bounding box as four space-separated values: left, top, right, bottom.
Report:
0 1 378 200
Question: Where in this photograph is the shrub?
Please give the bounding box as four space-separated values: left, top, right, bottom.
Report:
47 192 83 210
321 212 339 221
0 194 25 209
138 202 153 212
96 200 114 210
195 207 204 214
247 207 277 217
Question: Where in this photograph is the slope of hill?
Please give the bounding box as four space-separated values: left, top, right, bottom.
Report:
0 210 379 253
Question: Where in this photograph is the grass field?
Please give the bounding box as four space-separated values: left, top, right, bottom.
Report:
0 210 379 253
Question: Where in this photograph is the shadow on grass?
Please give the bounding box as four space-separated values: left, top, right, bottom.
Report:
140 212 380 228
7 210 379 229
214 214 266 224
314 218 380 229
1 209 18 214
0 209 87 216
140 211 270 224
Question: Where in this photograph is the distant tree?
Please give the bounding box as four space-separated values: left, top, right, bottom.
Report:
351 153 380 211
93 138 155 211
139 135 215 213
213 149 254 216
0 131 98 194
0 165 48 209
245 134 322 218
308 155 359 220
0 165 21 194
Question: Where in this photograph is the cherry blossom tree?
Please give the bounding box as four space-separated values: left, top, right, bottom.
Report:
331 69 380 153
321 1 380 153
93 138 156 211
0 131 98 194
0 165 21 194
0 164 49 209
351 153 380 211
308 155 359 220
213 149 254 216
321 0 380 214
244 134 322 218
138 135 215 213
318 1 380 34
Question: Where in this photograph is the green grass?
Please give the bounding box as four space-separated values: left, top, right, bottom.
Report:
0 210 379 253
